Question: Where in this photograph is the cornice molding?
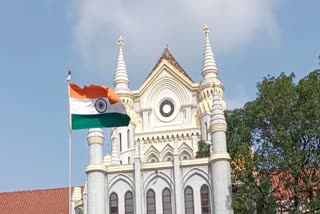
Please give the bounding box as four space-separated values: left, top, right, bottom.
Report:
135 127 201 143
85 164 107 173
209 153 231 162
209 123 227 133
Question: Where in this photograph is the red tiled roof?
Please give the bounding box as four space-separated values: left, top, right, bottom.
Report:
270 169 320 200
0 187 70 214
146 48 193 82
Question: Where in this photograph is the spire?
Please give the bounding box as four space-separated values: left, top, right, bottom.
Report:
111 129 120 165
210 90 227 131
202 24 218 80
114 35 129 91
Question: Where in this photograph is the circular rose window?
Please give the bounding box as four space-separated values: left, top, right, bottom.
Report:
159 100 174 117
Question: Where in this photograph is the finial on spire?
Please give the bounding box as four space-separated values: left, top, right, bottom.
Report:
118 35 124 47
204 24 210 36
67 69 71 82
114 35 129 91
201 24 218 80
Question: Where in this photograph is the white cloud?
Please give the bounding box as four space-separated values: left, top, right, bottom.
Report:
70 0 281 75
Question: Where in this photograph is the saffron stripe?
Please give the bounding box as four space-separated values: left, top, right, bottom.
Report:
69 83 121 103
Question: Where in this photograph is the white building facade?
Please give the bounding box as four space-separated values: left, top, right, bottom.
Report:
72 25 233 214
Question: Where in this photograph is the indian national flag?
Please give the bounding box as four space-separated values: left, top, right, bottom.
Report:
68 83 130 130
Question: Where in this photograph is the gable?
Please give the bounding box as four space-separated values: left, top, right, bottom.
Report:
134 48 198 98
131 48 200 133
146 48 193 82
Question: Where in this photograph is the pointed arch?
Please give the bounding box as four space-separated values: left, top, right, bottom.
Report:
162 188 172 214
75 208 83 214
161 144 174 161
109 192 118 214
179 142 193 155
146 152 160 163
184 186 194 214
146 189 156 214
179 142 193 160
145 145 161 163
200 184 211 214
108 174 134 191
125 190 134 214
143 171 174 192
143 76 190 109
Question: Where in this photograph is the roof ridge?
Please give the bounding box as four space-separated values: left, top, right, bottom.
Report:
146 48 193 82
0 186 83 194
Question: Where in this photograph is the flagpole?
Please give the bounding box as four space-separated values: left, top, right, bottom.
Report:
67 70 72 214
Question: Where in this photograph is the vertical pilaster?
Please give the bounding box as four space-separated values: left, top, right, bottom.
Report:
139 139 145 162
83 183 87 214
86 128 106 214
173 140 182 214
134 142 142 214
111 129 120 165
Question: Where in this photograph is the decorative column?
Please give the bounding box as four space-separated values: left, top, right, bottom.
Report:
86 128 106 214
209 91 233 213
111 129 120 165
83 183 87 214
134 141 142 214
173 140 182 214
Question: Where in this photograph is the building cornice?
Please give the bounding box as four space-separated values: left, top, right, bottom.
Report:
104 157 210 174
135 127 201 143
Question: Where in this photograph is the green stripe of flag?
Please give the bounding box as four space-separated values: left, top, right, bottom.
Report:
71 113 130 130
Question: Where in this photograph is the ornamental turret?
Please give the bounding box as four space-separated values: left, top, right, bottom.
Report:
197 24 225 142
112 35 137 165
114 35 129 93
209 90 233 213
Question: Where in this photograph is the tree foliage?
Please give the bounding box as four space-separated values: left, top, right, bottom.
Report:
196 140 210 158
227 70 320 213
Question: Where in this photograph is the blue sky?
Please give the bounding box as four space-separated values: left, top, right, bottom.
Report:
0 0 319 192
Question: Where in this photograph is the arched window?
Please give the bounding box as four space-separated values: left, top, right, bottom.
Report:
165 156 173 162
146 189 156 214
162 188 172 214
119 133 122 152
125 191 134 214
205 122 208 141
75 208 83 214
200 185 210 214
110 192 118 214
184 186 194 214
127 129 130 148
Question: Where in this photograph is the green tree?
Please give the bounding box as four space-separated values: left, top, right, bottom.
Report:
226 108 277 213
196 140 210 158
227 70 320 213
